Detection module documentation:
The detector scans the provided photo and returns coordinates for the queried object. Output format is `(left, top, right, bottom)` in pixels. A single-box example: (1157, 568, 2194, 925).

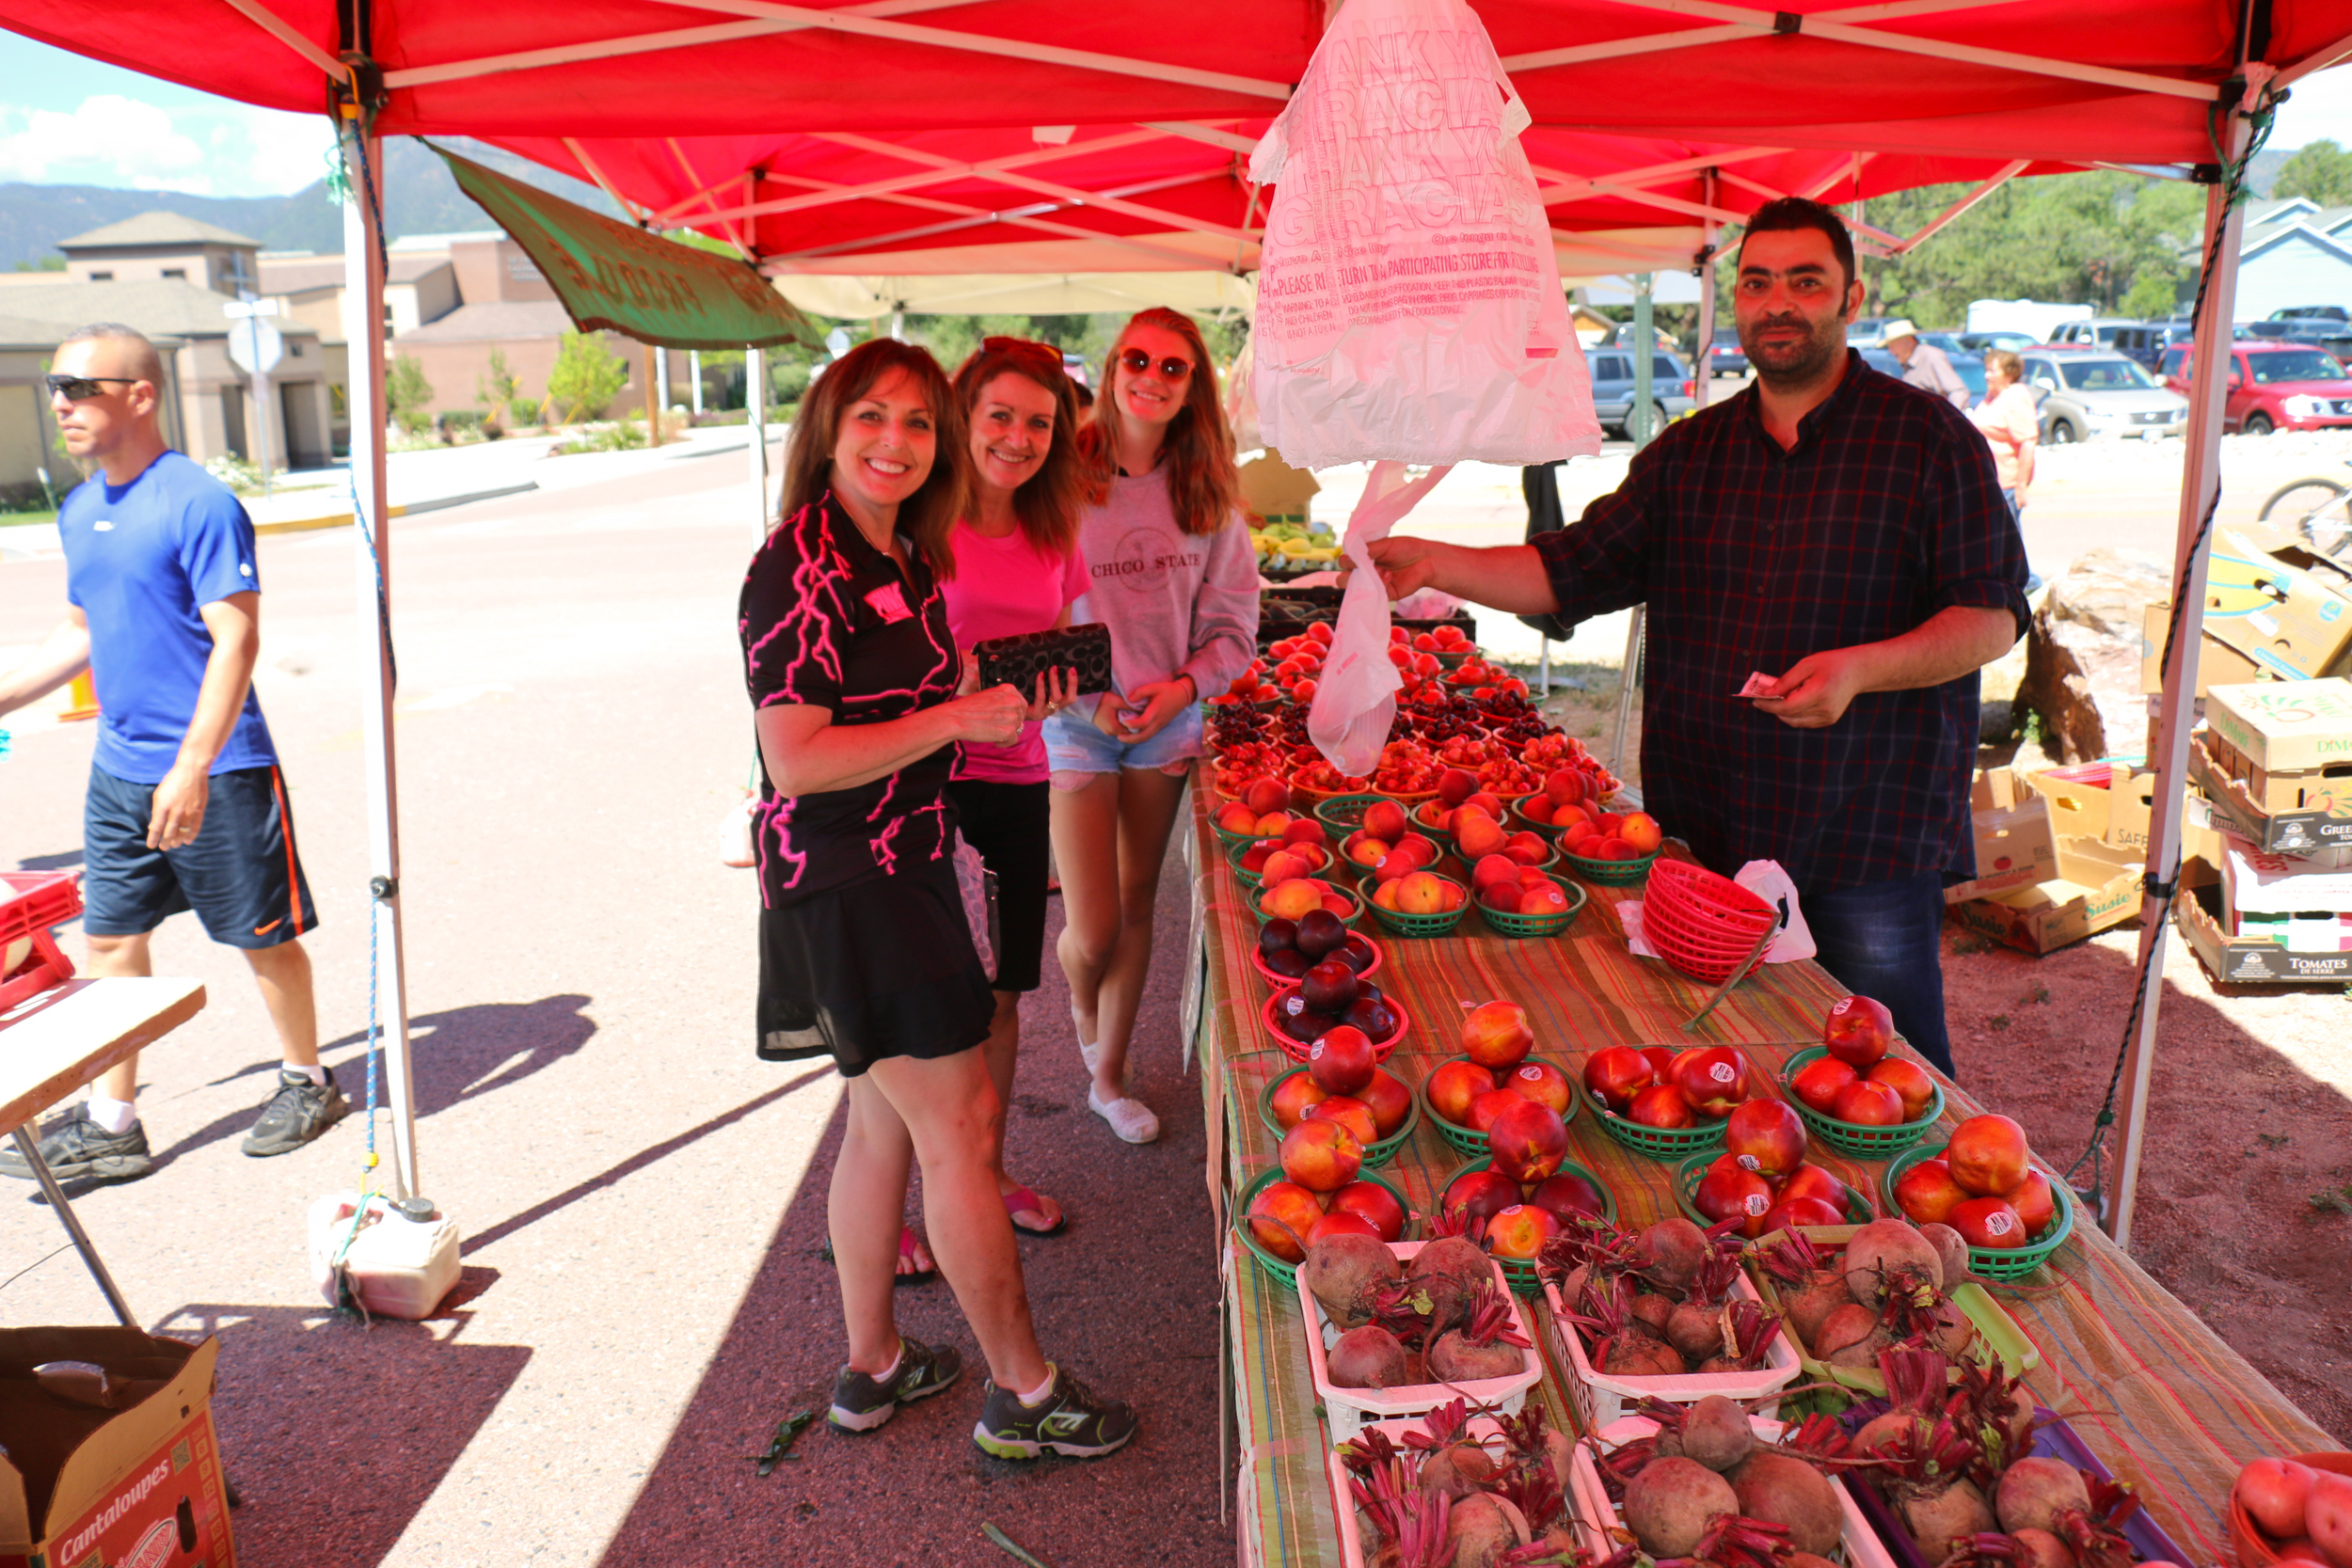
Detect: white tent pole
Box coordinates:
(2109, 103, 2253, 1249)
(339, 121, 421, 1202)
(1692, 169, 1718, 413)
(748, 346, 769, 537)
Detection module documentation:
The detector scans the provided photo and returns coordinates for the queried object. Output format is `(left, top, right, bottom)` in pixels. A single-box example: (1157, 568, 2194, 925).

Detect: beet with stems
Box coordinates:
(1426, 1280, 1532, 1384)
(1812, 1301, 1881, 1367)
(1574, 1276, 1685, 1377)
(1681, 1394, 1757, 1473)
(1844, 1218, 1945, 1307)
(1668, 1247, 1744, 1362)
(1302, 1231, 1402, 1331)
(1756, 1229, 1851, 1348)
(1919, 1221, 1975, 1289)
(1635, 1216, 1712, 1292)
(1446, 1492, 1531, 1568)
(1623, 1455, 1741, 1558)
(1327, 1324, 1411, 1389)
(1996, 1457, 2091, 1537)
(1730, 1449, 1846, 1556)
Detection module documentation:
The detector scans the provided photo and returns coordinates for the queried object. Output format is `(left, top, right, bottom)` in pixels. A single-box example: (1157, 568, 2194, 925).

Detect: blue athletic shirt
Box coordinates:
(62, 451, 278, 784)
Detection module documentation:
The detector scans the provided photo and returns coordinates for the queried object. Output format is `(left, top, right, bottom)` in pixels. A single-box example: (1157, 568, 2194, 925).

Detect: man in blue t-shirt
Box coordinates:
(0, 323, 346, 1182)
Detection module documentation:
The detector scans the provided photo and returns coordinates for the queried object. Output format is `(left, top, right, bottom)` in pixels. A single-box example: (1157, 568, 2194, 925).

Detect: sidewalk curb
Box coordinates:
(252, 481, 542, 535)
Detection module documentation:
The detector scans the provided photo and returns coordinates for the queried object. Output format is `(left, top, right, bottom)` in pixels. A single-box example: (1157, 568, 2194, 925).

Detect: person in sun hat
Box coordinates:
(1357, 201, 2028, 1078)
(741, 335, 1136, 1459)
(1883, 319, 1972, 408)
(0, 322, 345, 1181)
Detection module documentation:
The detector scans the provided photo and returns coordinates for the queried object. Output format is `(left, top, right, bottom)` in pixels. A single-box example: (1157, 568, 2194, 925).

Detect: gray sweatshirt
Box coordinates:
(1069, 466, 1261, 718)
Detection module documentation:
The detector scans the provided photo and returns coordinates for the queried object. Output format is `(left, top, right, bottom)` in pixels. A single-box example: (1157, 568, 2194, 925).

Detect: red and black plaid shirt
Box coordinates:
(1538, 352, 2029, 895)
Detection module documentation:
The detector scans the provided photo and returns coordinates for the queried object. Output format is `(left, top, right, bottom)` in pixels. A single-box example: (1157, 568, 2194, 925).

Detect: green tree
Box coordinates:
(546, 331, 629, 423)
(11, 256, 64, 273)
(386, 355, 435, 436)
(2275, 140, 2352, 206)
(476, 346, 519, 426)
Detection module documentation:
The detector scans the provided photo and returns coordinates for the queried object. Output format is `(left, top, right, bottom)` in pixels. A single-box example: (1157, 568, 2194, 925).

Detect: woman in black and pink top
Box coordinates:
(740, 339, 1136, 1459)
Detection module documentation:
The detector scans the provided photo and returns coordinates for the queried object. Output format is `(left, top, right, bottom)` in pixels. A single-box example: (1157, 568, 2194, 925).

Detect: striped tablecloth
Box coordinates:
(1185, 779, 2336, 1568)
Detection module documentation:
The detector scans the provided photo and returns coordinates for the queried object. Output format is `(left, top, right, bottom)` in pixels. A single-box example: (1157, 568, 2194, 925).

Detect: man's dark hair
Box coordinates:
(1738, 198, 1857, 292)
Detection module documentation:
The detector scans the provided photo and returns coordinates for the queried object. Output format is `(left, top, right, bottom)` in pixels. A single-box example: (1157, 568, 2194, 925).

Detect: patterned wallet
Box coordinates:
(974, 622, 1114, 696)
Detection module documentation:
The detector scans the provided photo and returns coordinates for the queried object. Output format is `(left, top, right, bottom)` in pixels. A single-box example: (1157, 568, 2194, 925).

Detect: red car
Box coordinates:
(2157, 341, 2352, 434)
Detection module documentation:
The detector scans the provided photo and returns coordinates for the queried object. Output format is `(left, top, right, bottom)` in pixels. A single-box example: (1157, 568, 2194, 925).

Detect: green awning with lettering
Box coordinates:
(437, 146, 815, 351)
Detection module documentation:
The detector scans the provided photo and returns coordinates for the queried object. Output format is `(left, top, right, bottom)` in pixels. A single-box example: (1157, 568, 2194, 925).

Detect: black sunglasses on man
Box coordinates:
(45, 374, 141, 402)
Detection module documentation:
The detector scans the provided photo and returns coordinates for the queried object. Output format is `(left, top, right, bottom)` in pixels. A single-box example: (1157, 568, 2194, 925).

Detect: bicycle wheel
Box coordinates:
(2259, 477, 2352, 562)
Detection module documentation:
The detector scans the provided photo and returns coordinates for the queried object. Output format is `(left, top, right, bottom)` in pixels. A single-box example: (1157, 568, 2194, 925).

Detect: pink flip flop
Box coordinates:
(895, 1227, 936, 1287)
(1003, 1186, 1067, 1237)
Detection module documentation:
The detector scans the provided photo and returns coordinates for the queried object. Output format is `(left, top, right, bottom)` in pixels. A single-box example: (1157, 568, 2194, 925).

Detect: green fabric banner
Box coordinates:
(437, 146, 814, 351)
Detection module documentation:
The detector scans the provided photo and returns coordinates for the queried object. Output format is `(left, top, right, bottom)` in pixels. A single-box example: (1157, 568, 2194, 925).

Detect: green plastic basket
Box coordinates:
(1312, 793, 1388, 834)
(1476, 872, 1588, 939)
(1437, 1153, 1617, 1295)
(1357, 873, 1472, 938)
(1881, 1143, 2074, 1282)
(1257, 1065, 1422, 1168)
(1561, 847, 1660, 886)
(1249, 880, 1366, 929)
(1415, 1053, 1580, 1158)
(1578, 1076, 1731, 1162)
(1509, 797, 1568, 839)
(1226, 836, 1347, 894)
(1778, 1046, 1946, 1159)
(1671, 1149, 1877, 1234)
(1232, 1164, 1420, 1288)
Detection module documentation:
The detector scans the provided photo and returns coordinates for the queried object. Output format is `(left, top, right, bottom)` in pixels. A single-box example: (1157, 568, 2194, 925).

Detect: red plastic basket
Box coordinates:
(1642, 861, 1780, 983)
(1261, 984, 1411, 1065)
(0, 871, 82, 1012)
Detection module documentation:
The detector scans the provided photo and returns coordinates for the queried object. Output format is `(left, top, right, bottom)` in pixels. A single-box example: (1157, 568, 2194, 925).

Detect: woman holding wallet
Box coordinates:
(742, 338, 1136, 1457)
(941, 338, 1089, 1237)
(1044, 309, 1259, 1144)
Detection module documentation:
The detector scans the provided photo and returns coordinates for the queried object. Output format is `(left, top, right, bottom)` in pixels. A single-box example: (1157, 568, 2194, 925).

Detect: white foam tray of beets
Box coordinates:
(1542, 1268, 1803, 1429)
(1298, 1240, 1541, 1443)
(1568, 1414, 1902, 1568)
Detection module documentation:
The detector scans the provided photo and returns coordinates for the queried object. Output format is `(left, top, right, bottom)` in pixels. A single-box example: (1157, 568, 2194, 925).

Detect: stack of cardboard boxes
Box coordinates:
(1947, 524, 2352, 962)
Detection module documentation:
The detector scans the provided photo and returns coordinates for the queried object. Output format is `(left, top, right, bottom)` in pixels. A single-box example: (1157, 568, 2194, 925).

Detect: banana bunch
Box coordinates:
(1250, 515, 1340, 573)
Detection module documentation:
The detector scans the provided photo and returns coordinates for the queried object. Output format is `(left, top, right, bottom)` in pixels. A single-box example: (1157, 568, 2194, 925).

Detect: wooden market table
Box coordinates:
(0, 976, 206, 1325)
(1178, 775, 2336, 1568)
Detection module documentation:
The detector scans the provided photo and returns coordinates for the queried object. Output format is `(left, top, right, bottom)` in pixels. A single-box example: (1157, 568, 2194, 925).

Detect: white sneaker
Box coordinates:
(1088, 1085, 1160, 1144)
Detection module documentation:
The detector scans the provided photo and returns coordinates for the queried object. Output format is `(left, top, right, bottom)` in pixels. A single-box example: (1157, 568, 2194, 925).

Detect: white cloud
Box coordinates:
(0, 92, 335, 198)
(2272, 65, 2352, 150)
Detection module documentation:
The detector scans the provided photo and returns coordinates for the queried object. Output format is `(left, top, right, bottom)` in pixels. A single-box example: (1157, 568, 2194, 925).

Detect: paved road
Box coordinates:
(0, 447, 1225, 1568)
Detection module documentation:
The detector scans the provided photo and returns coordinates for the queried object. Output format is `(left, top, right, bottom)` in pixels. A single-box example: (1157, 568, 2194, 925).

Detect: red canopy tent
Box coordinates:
(7, 0, 2350, 1240)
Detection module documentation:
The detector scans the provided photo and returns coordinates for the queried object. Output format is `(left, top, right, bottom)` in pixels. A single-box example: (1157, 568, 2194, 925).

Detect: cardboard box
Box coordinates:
(1946, 836, 2144, 954)
(2206, 677, 2352, 772)
(2176, 880, 2352, 982)
(2193, 730, 2352, 855)
(0, 1329, 234, 1568)
(2138, 601, 2269, 696)
(2022, 763, 2158, 854)
(2220, 830, 2352, 927)
(1944, 787, 2058, 904)
(2201, 530, 2352, 680)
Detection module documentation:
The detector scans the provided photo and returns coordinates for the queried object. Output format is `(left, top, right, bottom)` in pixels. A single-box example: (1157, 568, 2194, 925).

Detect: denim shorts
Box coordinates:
(1041, 702, 1204, 776)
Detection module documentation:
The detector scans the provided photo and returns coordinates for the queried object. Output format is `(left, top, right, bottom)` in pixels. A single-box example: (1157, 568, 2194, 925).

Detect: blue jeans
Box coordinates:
(1804, 870, 1954, 1077)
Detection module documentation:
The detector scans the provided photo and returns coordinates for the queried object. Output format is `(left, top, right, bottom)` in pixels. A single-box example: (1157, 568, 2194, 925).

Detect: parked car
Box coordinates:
(1584, 347, 1696, 437)
(2044, 317, 2146, 351)
(2105, 321, 2189, 371)
(2016, 350, 2187, 442)
(1845, 316, 1898, 348)
(1610, 323, 1678, 351)
(2156, 341, 2352, 434)
(1954, 330, 2036, 354)
(1701, 337, 1750, 377)
(2236, 317, 2352, 362)
(2270, 305, 2352, 325)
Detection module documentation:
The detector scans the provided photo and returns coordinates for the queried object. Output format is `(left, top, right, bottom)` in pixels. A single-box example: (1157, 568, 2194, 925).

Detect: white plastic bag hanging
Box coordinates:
(1248, 0, 1603, 468)
(1308, 461, 1452, 774)
(1225, 330, 1263, 453)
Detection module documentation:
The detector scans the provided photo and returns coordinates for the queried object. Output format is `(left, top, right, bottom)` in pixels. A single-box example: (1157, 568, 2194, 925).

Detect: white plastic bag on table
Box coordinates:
(1308, 461, 1453, 775)
(1248, 0, 1603, 468)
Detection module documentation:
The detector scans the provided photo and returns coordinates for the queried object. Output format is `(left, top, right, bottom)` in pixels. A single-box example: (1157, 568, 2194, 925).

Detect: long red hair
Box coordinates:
(1076, 308, 1240, 537)
(952, 337, 1086, 557)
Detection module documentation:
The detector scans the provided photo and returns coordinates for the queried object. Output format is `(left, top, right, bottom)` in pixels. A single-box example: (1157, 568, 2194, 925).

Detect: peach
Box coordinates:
(1279, 1117, 1362, 1194)
(1362, 799, 1409, 841)
(1463, 791, 1505, 818)
(1778, 1164, 1851, 1215)
(1891, 1157, 1968, 1225)
(1308, 1211, 1383, 1244)
(1946, 1114, 2030, 1196)
(1618, 811, 1662, 853)
(1544, 768, 1592, 806)
(1582, 1047, 1656, 1111)
(1246, 1180, 1325, 1262)
(1346, 834, 1392, 868)
(1724, 1098, 1808, 1178)
(1867, 1057, 1935, 1121)
(1216, 801, 1258, 833)
(1949, 1196, 2026, 1249)
(1501, 831, 1550, 865)
(1551, 804, 1591, 835)
(1597, 837, 1644, 862)
(1504, 1059, 1573, 1115)
(1259, 849, 1310, 887)
(2004, 1169, 2057, 1237)
(1270, 1071, 1332, 1128)
(1466, 1087, 1522, 1133)
(1306, 1095, 1378, 1147)
(1833, 1079, 1905, 1127)
(1320, 891, 1355, 918)
(1518, 882, 1569, 914)
(1480, 880, 1523, 913)
(1244, 776, 1291, 816)
(1427, 1058, 1498, 1125)
(1461, 1001, 1534, 1069)
(1438, 881, 1467, 911)
(1790, 1055, 1857, 1115)
(1822, 994, 1896, 1069)
(1259, 879, 1325, 922)
(1308, 1025, 1377, 1095)
(1438, 768, 1478, 805)
(1673, 1046, 1745, 1117)
(1454, 812, 1508, 860)
(1485, 1203, 1558, 1261)
(1281, 817, 1329, 847)
(1395, 872, 1450, 915)
(1240, 840, 1279, 873)
(1359, 1069, 1412, 1137)
(1518, 795, 1556, 824)
(1471, 853, 1520, 889)
(1252, 810, 1293, 836)
(1372, 880, 1404, 911)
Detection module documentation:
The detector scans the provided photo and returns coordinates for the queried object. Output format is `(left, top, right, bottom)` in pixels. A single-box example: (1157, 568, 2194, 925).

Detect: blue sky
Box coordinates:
(0, 30, 2347, 198)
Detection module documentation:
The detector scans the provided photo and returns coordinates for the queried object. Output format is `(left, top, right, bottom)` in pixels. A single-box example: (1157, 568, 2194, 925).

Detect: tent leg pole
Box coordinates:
(748, 346, 768, 535)
(690, 349, 704, 417)
(1692, 173, 1718, 414)
(2109, 119, 2250, 1248)
(341, 123, 421, 1202)
(1609, 607, 1644, 775)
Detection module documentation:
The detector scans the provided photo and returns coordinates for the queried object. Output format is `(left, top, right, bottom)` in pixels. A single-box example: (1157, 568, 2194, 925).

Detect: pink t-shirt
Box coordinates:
(942, 519, 1087, 784)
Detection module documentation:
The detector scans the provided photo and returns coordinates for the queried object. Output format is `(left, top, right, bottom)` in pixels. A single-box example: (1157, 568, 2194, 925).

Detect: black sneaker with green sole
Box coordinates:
(242, 1068, 349, 1158)
(828, 1336, 962, 1433)
(0, 1106, 153, 1184)
(972, 1364, 1137, 1460)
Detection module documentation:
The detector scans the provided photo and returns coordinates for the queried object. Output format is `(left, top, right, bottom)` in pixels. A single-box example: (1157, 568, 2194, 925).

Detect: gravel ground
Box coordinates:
(0, 449, 1225, 1568)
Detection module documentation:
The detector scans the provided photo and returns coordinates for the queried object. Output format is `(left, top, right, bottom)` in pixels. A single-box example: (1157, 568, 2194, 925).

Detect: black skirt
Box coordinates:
(756, 855, 993, 1077)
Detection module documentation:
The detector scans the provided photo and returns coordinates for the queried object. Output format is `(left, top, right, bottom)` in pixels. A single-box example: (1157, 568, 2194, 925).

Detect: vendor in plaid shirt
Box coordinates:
(1367, 199, 2028, 1076)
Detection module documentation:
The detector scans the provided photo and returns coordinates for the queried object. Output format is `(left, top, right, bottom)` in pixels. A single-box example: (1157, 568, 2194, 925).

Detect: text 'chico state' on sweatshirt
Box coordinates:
(1069, 466, 1260, 718)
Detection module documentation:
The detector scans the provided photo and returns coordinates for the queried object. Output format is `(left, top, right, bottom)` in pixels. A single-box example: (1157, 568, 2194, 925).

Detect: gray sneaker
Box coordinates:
(827, 1336, 962, 1433)
(0, 1106, 152, 1183)
(972, 1364, 1137, 1460)
(242, 1068, 348, 1157)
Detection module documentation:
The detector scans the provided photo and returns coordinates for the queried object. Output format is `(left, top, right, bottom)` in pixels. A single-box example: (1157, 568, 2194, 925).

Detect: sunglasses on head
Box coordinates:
(1118, 348, 1193, 382)
(45, 374, 139, 401)
(982, 336, 1060, 366)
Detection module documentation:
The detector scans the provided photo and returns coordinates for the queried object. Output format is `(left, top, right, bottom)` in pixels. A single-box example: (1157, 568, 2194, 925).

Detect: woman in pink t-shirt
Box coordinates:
(941, 338, 1089, 1237)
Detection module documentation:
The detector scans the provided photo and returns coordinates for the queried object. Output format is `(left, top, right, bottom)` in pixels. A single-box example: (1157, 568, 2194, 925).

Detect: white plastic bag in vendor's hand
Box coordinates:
(1310, 461, 1452, 775)
(1248, 0, 1602, 468)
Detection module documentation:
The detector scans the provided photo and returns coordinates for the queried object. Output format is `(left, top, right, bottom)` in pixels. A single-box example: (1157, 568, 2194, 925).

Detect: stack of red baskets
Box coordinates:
(1642, 859, 1780, 984)
(0, 870, 82, 1012)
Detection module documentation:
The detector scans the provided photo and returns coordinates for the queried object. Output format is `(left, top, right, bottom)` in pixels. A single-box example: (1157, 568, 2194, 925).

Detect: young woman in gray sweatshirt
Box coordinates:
(1042, 309, 1260, 1144)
